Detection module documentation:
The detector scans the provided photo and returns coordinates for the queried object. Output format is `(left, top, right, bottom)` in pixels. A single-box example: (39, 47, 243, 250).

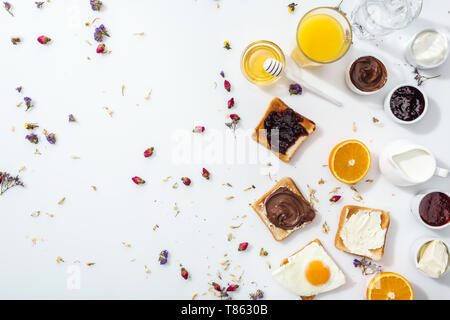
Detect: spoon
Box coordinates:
(263, 58, 343, 107)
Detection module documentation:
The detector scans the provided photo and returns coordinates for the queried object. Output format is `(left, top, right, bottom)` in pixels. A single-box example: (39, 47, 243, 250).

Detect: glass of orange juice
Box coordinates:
(292, 7, 352, 68)
(241, 40, 286, 86)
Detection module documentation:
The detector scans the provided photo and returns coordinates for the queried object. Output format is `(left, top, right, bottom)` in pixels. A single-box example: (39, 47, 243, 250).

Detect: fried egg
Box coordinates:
(272, 240, 345, 297)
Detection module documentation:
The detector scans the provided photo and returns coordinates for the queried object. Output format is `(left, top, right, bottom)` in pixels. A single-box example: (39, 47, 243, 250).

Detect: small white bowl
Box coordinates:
(410, 236, 449, 279)
(384, 84, 428, 124)
(406, 28, 450, 70)
(345, 56, 387, 95)
(410, 190, 450, 230)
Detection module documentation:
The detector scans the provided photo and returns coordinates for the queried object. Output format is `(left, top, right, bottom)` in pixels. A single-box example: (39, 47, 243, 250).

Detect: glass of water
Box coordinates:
(352, 0, 423, 39)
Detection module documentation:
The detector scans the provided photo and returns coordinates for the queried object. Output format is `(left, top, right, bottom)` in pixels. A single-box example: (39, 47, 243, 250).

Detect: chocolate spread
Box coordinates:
(349, 56, 387, 92)
(419, 192, 450, 227)
(263, 108, 308, 155)
(264, 187, 315, 230)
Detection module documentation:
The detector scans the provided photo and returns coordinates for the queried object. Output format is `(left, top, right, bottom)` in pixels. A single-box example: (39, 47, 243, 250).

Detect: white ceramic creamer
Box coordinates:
(379, 140, 449, 186)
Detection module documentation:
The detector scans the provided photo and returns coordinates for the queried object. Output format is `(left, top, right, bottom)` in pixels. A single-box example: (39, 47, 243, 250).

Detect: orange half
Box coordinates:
(329, 140, 371, 184)
(367, 272, 414, 300)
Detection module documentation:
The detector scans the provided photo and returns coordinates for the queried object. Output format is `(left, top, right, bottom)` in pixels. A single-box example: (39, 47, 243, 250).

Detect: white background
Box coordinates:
(0, 0, 449, 300)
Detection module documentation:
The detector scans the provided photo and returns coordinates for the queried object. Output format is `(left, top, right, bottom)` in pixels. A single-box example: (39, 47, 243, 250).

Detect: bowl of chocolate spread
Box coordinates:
(345, 56, 388, 95)
(384, 84, 428, 124)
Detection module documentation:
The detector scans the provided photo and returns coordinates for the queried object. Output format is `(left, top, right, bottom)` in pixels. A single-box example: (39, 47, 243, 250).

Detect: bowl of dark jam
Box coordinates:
(411, 190, 450, 230)
(384, 84, 428, 124)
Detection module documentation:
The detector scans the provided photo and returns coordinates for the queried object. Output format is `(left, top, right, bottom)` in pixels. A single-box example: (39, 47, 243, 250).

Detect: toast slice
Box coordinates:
(276, 239, 344, 300)
(251, 177, 315, 241)
(251, 97, 316, 162)
(335, 205, 390, 261)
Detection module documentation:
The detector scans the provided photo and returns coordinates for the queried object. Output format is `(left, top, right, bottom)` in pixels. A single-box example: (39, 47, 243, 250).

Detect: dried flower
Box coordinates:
(353, 258, 382, 276)
(224, 80, 231, 92)
(227, 97, 235, 109)
(192, 126, 205, 133)
(132, 176, 145, 185)
(11, 37, 21, 45)
(289, 83, 302, 95)
(181, 267, 189, 280)
(259, 248, 268, 256)
(3, 2, 13, 16)
(96, 44, 105, 53)
(68, 114, 76, 122)
(329, 195, 341, 203)
(181, 177, 191, 186)
(35, 1, 44, 8)
(226, 284, 239, 292)
(46, 133, 56, 144)
(0, 171, 24, 195)
(212, 282, 221, 292)
(25, 134, 39, 144)
(24, 97, 33, 111)
(225, 114, 240, 135)
(37, 35, 51, 45)
(288, 3, 298, 13)
(238, 242, 248, 251)
(94, 24, 110, 42)
(24, 123, 39, 130)
(220, 70, 225, 78)
(144, 147, 154, 158)
(250, 289, 264, 300)
(412, 66, 440, 86)
(90, 0, 102, 11)
(201, 168, 210, 180)
(223, 40, 231, 50)
(159, 250, 168, 265)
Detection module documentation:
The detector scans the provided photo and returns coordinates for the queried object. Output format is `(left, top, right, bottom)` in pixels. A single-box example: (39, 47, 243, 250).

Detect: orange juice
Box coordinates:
(292, 7, 352, 68)
(241, 41, 285, 85)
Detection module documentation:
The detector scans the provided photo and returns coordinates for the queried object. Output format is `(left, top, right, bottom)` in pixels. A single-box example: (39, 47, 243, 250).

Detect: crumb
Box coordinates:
(58, 197, 66, 205)
(322, 221, 330, 234)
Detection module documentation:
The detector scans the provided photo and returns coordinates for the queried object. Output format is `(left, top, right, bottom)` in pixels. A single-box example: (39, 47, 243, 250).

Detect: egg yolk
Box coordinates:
(305, 260, 330, 286)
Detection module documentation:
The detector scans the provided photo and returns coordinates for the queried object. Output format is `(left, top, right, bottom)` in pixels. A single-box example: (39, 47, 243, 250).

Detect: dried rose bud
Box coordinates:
(181, 267, 189, 280)
(192, 126, 205, 133)
(37, 35, 51, 45)
(212, 282, 221, 292)
(224, 80, 231, 92)
(227, 97, 235, 109)
(202, 168, 210, 180)
(181, 177, 191, 186)
(229, 114, 240, 121)
(96, 44, 105, 54)
(289, 83, 302, 95)
(144, 147, 154, 158)
(132, 176, 145, 185)
(158, 250, 168, 265)
(238, 242, 248, 251)
(226, 284, 239, 292)
(329, 195, 341, 203)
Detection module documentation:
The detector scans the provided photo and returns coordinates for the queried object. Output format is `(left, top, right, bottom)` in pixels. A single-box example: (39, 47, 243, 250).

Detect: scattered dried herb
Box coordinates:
(3, 2, 13, 16)
(259, 248, 268, 256)
(68, 114, 76, 122)
(25, 134, 39, 144)
(90, 0, 102, 11)
(289, 83, 302, 95)
(24, 97, 33, 111)
(0, 171, 24, 195)
(35, 1, 44, 8)
(94, 24, 109, 42)
(159, 250, 168, 265)
(46, 132, 56, 144)
(250, 289, 264, 300)
(353, 258, 382, 275)
(412, 66, 440, 86)
(11, 37, 21, 45)
(220, 70, 225, 78)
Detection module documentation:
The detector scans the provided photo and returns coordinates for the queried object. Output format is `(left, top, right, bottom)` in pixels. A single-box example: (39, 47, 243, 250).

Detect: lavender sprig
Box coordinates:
(94, 24, 109, 42)
(250, 289, 264, 300)
(353, 258, 382, 275)
(90, 0, 102, 11)
(3, 2, 13, 16)
(0, 171, 24, 195)
(412, 66, 440, 86)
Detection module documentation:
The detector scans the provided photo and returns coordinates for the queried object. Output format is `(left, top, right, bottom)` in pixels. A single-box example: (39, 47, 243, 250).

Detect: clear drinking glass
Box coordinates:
(352, 0, 423, 39)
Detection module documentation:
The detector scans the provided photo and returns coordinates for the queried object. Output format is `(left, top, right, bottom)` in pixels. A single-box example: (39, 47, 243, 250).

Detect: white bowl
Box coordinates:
(344, 56, 387, 95)
(384, 84, 428, 124)
(410, 236, 449, 279)
(410, 190, 450, 230)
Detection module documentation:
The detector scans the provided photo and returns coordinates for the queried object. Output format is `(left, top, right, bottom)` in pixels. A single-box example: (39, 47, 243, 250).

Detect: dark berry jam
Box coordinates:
(419, 192, 450, 227)
(390, 86, 425, 121)
(263, 108, 308, 155)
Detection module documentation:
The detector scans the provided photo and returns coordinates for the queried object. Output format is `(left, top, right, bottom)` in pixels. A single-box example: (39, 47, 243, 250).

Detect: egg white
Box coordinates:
(272, 242, 345, 296)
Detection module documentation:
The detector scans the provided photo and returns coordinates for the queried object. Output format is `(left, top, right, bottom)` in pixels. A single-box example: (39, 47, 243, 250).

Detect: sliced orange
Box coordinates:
(367, 272, 414, 300)
(329, 140, 371, 184)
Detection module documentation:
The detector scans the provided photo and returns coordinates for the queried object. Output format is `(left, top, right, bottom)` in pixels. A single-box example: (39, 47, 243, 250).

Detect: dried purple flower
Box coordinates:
(159, 250, 168, 265)
(68, 114, 76, 122)
(3, 2, 13, 16)
(35, 1, 44, 8)
(24, 97, 33, 111)
(412, 66, 440, 86)
(353, 258, 382, 275)
(16, 86, 22, 93)
(25, 134, 39, 144)
(250, 289, 264, 300)
(289, 83, 302, 95)
(225, 114, 240, 135)
(94, 24, 110, 42)
(220, 70, 225, 78)
(0, 171, 24, 195)
(90, 0, 102, 11)
(46, 133, 56, 144)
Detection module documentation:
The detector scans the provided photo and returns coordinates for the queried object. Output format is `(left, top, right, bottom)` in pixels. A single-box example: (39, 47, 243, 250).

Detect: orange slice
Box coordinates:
(329, 140, 371, 184)
(367, 272, 414, 300)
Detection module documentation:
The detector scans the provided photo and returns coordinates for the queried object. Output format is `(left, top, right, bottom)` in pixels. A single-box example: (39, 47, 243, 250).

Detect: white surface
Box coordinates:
(0, 0, 449, 300)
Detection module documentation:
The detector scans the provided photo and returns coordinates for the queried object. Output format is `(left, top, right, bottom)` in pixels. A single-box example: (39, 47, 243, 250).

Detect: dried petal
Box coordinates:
(329, 195, 341, 203)
(181, 177, 191, 186)
(192, 126, 205, 133)
(212, 282, 221, 291)
(159, 250, 168, 265)
(227, 97, 235, 109)
(37, 35, 51, 45)
(226, 284, 239, 292)
(202, 168, 210, 180)
(96, 44, 105, 53)
(238, 242, 248, 251)
(132, 176, 145, 185)
(144, 147, 154, 158)
(181, 267, 189, 280)
(224, 80, 231, 92)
